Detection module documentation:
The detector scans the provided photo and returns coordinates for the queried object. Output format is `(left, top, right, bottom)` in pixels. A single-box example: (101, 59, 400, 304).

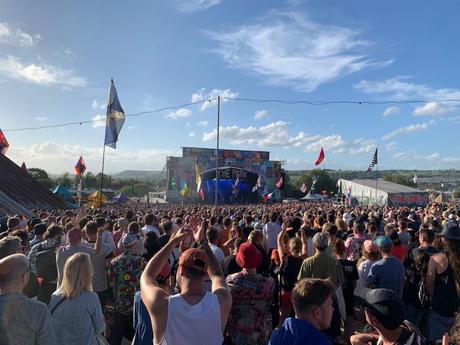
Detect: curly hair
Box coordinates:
(446, 239, 460, 298)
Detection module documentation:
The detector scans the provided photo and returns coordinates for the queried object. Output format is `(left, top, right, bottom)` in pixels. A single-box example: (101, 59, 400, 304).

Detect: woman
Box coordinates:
(426, 225, 460, 343)
(387, 229, 407, 262)
(356, 240, 380, 288)
(49, 252, 106, 345)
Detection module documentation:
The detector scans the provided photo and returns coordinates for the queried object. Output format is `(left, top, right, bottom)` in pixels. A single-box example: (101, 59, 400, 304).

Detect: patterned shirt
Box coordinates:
(108, 251, 145, 315)
(226, 271, 274, 345)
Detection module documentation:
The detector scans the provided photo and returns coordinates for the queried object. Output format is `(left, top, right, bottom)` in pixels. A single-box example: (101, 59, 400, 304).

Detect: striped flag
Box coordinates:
(300, 183, 307, 194)
(0, 129, 9, 154)
(74, 156, 86, 177)
(104, 79, 125, 149)
(367, 148, 378, 172)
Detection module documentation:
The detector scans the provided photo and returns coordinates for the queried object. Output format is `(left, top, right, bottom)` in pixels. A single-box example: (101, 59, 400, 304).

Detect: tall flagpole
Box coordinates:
(99, 144, 106, 206)
(214, 96, 220, 206)
(375, 147, 378, 206)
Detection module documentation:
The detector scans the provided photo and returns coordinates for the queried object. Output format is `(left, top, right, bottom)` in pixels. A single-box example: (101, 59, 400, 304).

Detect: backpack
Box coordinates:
(413, 249, 432, 308)
(35, 244, 59, 283)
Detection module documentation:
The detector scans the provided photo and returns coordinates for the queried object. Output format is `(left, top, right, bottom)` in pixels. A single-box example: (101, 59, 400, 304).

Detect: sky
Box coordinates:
(1, 0, 460, 174)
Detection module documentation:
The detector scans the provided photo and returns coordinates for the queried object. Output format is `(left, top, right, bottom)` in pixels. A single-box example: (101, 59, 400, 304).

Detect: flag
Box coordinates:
(232, 175, 240, 196)
(310, 174, 318, 192)
(21, 162, 27, 171)
(413, 174, 418, 185)
(74, 156, 86, 177)
(275, 176, 283, 189)
(180, 182, 189, 197)
(170, 176, 177, 190)
(195, 163, 202, 193)
(263, 192, 273, 203)
(347, 186, 352, 205)
(0, 130, 9, 154)
(300, 183, 307, 194)
(104, 79, 125, 149)
(252, 175, 262, 192)
(315, 147, 325, 166)
(367, 148, 378, 172)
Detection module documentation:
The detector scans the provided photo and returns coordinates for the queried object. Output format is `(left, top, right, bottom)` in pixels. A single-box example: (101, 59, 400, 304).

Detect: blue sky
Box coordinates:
(1, 0, 460, 174)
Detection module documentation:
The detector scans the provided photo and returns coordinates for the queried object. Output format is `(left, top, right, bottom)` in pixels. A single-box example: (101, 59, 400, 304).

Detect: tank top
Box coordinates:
(156, 292, 223, 345)
(431, 262, 458, 317)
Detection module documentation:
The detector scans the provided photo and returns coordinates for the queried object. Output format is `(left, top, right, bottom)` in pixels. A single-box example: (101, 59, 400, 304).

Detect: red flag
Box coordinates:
(74, 156, 86, 177)
(21, 162, 27, 171)
(275, 177, 283, 189)
(314, 147, 325, 166)
(0, 130, 9, 154)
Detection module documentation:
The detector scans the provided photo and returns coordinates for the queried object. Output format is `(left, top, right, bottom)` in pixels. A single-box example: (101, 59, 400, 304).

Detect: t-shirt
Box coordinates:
(298, 251, 344, 289)
(56, 244, 95, 285)
(84, 241, 113, 292)
(280, 255, 303, 291)
(222, 254, 242, 277)
(367, 256, 405, 297)
(209, 243, 225, 265)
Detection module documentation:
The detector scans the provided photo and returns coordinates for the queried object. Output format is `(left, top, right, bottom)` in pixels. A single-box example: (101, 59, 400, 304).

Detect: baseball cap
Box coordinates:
(312, 232, 329, 250)
(120, 233, 139, 249)
(179, 248, 209, 272)
(354, 287, 405, 330)
(236, 242, 262, 269)
(374, 236, 392, 251)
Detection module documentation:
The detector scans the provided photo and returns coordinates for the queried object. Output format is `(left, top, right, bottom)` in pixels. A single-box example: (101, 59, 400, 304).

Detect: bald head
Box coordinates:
(0, 254, 29, 289)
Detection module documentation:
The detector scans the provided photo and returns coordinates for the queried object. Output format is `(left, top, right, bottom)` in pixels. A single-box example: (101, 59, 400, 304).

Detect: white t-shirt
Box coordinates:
(209, 243, 225, 264)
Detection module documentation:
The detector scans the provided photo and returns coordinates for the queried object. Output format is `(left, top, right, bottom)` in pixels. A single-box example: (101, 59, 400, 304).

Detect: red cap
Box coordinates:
(236, 242, 262, 269)
(179, 248, 209, 273)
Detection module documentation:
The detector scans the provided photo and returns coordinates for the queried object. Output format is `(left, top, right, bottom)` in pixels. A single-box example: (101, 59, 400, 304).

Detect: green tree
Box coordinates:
(383, 174, 414, 187)
(287, 169, 337, 198)
(27, 168, 55, 188)
(119, 183, 152, 197)
(83, 172, 98, 189)
(57, 172, 73, 188)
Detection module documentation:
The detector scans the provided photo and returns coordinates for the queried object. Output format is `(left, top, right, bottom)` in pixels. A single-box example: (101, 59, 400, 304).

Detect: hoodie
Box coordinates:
(269, 318, 332, 345)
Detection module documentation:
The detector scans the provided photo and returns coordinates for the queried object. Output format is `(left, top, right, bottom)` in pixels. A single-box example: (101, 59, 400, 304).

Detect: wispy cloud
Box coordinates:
(35, 116, 48, 121)
(393, 151, 460, 164)
(91, 114, 105, 128)
(382, 106, 399, 117)
(0, 22, 41, 47)
(191, 88, 238, 111)
(0, 55, 87, 87)
(207, 11, 391, 92)
(189, 132, 196, 137)
(173, 0, 224, 13)
(198, 120, 209, 127)
(254, 110, 268, 120)
(165, 108, 192, 120)
(382, 120, 435, 140)
(92, 100, 106, 110)
(413, 102, 454, 117)
(385, 141, 397, 151)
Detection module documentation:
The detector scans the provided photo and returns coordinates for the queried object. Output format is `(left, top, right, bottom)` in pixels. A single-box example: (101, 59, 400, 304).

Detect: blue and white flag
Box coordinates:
(104, 79, 125, 149)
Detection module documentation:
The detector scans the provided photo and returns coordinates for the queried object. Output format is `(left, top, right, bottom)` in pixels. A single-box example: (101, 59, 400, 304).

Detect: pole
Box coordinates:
(99, 144, 106, 207)
(214, 96, 220, 206)
(375, 156, 378, 206)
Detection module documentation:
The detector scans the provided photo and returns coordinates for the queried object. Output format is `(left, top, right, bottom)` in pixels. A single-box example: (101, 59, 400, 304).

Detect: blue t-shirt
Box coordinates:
(133, 292, 153, 345)
(269, 318, 332, 345)
(366, 256, 405, 297)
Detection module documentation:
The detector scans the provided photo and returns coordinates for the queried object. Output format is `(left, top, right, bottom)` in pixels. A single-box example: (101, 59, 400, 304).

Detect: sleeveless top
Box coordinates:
(431, 262, 458, 317)
(156, 292, 223, 345)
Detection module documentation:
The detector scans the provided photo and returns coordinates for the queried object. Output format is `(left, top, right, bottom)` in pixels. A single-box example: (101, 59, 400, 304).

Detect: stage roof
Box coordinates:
(341, 178, 425, 194)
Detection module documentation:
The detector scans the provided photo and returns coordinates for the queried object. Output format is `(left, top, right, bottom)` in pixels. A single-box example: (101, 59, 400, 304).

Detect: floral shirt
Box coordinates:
(108, 251, 145, 315)
(226, 271, 274, 345)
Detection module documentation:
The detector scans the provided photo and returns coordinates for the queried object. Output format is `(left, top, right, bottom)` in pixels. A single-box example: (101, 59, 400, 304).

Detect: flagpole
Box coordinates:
(375, 147, 378, 206)
(99, 144, 106, 206)
(214, 96, 220, 206)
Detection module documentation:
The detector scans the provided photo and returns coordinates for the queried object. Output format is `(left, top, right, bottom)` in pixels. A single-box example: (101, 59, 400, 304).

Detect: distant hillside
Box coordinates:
(111, 170, 162, 180)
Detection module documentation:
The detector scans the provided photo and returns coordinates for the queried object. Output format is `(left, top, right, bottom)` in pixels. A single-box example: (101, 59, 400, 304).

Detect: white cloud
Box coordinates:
(382, 106, 399, 117)
(393, 151, 460, 164)
(174, 0, 224, 12)
(382, 120, 435, 140)
(91, 114, 105, 128)
(191, 88, 238, 111)
(207, 12, 391, 92)
(8, 142, 179, 174)
(198, 120, 209, 127)
(0, 22, 41, 47)
(35, 116, 48, 121)
(165, 108, 192, 120)
(202, 121, 375, 154)
(189, 132, 196, 137)
(254, 110, 268, 120)
(127, 126, 134, 130)
(0, 55, 87, 87)
(413, 102, 454, 117)
(92, 100, 106, 110)
(385, 141, 397, 151)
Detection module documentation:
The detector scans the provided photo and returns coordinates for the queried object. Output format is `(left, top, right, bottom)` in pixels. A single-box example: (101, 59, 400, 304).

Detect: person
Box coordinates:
(426, 225, 460, 342)
(56, 227, 95, 285)
(49, 253, 106, 345)
(357, 240, 380, 288)
(226, 241, 274, 344)
(345, 222, 368, 261)
(108, 233, 145, 345)
(0, 253, 57, 345)
(352, 287, 425, 345)
(207, 227, 225, 265)
(242, 215, 255, 239)
(218, 217, 232, 256)
(269, 278, 336, 345)
(222, 238, 244, 276)
(140, 223, 232, 345)
(388, 229, 407, 262)
(367, 236, 405, 298)
(263, 212, 281, 254)
(142, 214, 161, 237)
(398, 220, 411, 248)
(30, 222, 47, 247)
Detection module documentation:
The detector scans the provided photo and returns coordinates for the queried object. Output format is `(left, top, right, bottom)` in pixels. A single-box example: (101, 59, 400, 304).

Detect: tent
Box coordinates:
(300, 193, 324, 201)
(53, 185, 73, 201)
(85, 191, 107, 208)
(113, 193, 129, 203)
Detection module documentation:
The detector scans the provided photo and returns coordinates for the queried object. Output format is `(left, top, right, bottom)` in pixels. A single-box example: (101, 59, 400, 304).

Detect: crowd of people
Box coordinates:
(0, 201, 459, 345)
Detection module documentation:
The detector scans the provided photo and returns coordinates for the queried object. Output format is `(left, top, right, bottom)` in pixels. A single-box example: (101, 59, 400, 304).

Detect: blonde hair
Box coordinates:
(59, 252, 93, 299)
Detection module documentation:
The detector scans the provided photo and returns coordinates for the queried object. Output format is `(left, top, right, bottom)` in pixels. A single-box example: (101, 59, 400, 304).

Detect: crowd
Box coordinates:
(0, 201, 459, 345)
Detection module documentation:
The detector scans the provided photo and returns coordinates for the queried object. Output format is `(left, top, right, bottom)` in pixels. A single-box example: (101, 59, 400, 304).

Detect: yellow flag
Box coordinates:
(180, 183, 189, 197)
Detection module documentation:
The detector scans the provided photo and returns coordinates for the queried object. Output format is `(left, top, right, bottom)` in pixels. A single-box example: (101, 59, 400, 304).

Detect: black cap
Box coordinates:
(33, 223, 47, 236)
(441, 225, 460, 241)
(354, 287, 405, 330)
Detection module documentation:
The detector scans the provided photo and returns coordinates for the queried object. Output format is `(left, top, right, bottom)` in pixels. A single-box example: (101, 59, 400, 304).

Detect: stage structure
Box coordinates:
(166, 147, 283, 203)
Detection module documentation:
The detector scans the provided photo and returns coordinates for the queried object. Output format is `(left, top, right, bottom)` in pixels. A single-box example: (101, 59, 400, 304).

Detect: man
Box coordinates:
(0, 254, 57, 345)
(109, 233, 145, 344)
(269, 278, 336, 345)
(140, 224, 232, 345)
(367, 236, 405, 298)
(398, 220, 411, 247)
(351, 287, 425, 345)
(56, 227, 95, 285)
(345, 222, 368, 261)
(222, 238, 244, 276)
(217, 217, 232, 256)
(207, 228, 225, 265)
(263, 212, 281, 253)
(29, 223, 46, 248)
(142, 213, 160, 237)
